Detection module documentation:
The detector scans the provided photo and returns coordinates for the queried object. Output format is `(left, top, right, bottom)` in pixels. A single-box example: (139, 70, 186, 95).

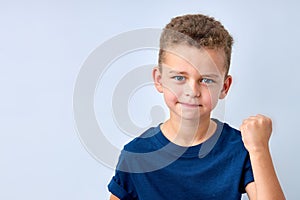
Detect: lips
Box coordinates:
(179, 102, 201, 108)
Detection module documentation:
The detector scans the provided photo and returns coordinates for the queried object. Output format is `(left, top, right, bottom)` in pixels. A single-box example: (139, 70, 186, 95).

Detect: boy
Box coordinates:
(108, 14, 285, 199)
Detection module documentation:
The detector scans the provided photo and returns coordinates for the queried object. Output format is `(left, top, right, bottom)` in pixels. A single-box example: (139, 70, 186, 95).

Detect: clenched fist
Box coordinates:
(240, 114, 272, 153)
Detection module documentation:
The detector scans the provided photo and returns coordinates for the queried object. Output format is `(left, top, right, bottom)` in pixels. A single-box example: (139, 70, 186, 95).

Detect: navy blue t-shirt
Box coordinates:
(108, 119, 254, 200)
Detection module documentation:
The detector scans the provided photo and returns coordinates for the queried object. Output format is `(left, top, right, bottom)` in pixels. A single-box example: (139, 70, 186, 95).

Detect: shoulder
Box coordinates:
(220, 120, 242, 140)
(116, 125, 165, 173)
(214, 119, 245, 150)
(123, 124, 163, 153)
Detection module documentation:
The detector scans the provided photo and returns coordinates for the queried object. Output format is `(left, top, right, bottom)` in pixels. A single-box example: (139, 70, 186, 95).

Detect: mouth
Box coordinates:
(179, 102, 201, 108)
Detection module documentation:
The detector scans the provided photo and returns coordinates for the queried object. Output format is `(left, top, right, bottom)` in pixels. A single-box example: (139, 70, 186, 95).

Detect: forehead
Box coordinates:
(162, 45, 226, 76)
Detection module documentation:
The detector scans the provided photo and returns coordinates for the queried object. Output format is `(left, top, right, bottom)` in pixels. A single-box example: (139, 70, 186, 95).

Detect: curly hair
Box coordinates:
(159, 14, 233, 75)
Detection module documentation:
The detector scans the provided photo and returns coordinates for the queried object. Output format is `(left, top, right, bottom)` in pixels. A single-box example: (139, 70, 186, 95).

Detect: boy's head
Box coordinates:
(158, 14, 233, 76)
(153, 14, 233, 120)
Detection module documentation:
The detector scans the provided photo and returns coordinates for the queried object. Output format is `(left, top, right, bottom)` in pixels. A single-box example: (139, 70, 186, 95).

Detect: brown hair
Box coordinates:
(159, 14, 233, 75)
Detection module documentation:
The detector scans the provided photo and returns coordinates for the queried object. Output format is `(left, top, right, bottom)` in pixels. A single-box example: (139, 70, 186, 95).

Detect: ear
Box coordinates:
(219, 75, 232, 99)
(152, 67, 163, 93)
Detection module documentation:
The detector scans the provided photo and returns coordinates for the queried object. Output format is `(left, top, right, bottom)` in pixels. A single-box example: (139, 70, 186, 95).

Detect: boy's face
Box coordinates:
(153, 45, 232, 121)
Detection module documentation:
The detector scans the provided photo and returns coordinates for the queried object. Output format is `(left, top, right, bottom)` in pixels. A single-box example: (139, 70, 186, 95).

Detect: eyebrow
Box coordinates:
(168, 70, 220, 78)
(168, 70, 188, 75)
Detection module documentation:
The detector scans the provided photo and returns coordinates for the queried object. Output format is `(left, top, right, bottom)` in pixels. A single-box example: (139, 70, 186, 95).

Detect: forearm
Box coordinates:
(249, 147, 285, 200)
(110, 194, 120, 200)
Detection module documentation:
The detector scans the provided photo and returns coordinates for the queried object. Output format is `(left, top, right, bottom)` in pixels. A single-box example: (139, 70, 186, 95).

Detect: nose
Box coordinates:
(185, 80, 200, 97)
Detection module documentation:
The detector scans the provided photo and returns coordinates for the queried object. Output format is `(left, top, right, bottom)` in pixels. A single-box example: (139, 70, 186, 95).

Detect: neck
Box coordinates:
(161, 115, 217, 147)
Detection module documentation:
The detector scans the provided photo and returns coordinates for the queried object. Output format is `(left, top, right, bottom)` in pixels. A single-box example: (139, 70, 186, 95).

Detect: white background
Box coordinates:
(1, 0, 299, 199)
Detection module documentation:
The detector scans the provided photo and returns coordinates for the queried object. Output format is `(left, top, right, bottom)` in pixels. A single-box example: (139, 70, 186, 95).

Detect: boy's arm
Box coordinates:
(109, 194, 120, 200)
(240, 114, 285, 200)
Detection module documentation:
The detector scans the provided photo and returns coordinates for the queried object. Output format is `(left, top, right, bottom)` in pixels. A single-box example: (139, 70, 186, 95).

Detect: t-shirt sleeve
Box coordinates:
(108, 151, 137, 200)
(108, 172, 135, 200)
(239, 153, 254, 193)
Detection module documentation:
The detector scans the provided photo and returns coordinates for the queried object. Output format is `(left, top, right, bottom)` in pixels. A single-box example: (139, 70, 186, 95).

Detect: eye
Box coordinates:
(201, 78, 214, 84)
(173, 76, 186, 81)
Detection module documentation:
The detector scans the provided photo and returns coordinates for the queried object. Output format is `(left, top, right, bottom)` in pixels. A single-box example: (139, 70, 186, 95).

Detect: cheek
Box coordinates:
(163, 86, 182, 103)
(162, 80, 184, 99)
(202, 87, 220, 108)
